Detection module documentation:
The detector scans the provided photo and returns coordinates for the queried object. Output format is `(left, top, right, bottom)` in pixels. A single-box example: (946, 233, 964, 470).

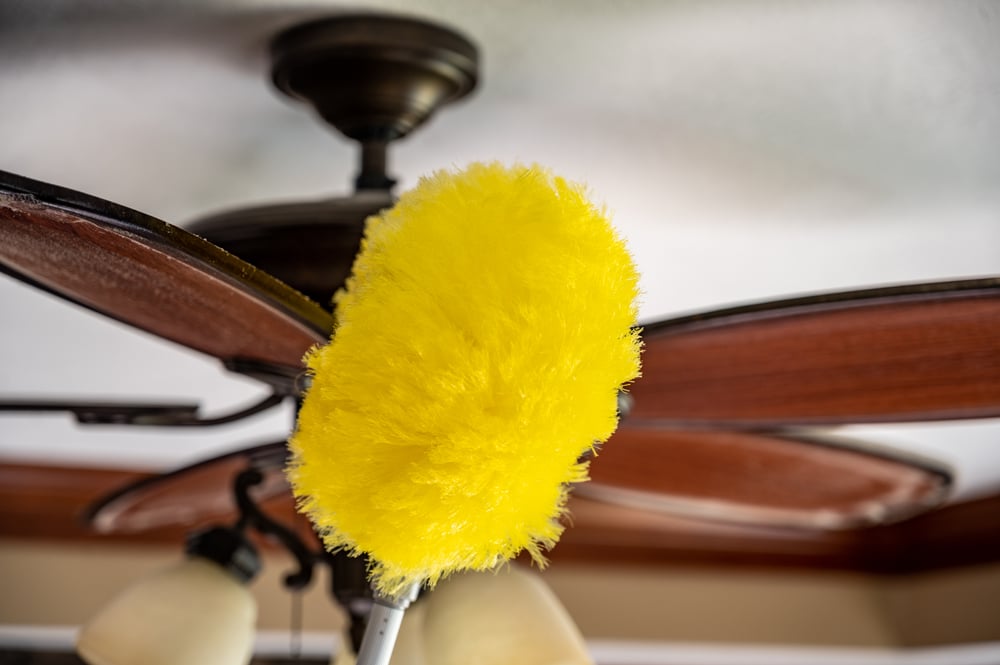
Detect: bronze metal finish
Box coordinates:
(270, 13, 479, 146)
(188, 193, 392, 307)
(190, 14, 479, 303)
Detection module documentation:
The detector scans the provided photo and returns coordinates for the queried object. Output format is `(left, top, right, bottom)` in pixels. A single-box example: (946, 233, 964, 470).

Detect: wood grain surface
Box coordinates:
(585, 427, 948, 529)
(0, 171, 331, 371)
(1, 460, 995, 574)
(633, 279, 1000, 426)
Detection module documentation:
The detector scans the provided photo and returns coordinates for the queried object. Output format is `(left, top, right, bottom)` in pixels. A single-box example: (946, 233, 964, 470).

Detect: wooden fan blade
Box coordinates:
(0, 170, 332, 374)
(632, 278, 1000, 426)
(581, 426, 950, 530)
(84, 442, 289, 534)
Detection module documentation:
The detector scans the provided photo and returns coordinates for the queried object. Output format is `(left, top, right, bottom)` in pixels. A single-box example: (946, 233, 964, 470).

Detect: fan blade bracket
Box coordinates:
(223, 358, 306, 396)
(0, 393, 285, 427)
(0, 401, 199, 425)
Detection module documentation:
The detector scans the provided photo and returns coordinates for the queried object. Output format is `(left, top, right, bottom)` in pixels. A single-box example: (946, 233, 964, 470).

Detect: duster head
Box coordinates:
(289, 163, 641, 597)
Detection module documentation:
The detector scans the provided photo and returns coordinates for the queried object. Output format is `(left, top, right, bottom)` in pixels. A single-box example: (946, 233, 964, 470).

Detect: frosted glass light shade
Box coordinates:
(422, 565, 592, 665)
(387, 601, 427, 665)
(76, 557, 257, 665)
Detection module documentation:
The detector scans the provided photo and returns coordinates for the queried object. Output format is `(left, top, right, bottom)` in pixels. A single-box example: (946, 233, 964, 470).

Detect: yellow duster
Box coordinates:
(289, 162, 641, 597)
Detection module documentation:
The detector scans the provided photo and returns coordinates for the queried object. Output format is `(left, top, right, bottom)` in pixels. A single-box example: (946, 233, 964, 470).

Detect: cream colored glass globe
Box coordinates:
(421, 565, 591, 665)
(386, 600, 426, 665)
(76, 557, 257, 665)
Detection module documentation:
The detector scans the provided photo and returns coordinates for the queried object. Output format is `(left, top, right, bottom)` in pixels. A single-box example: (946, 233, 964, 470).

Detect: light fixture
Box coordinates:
(76, 467, 322, 665)
(76, 527, 260, 665)
(384, 602, 427, 665)
(78, 464, 594, 665)
(419, 565, 591, 665)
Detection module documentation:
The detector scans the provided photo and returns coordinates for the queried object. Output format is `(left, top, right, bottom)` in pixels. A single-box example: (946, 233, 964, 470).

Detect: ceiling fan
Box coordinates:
(1, 11, 998, 560)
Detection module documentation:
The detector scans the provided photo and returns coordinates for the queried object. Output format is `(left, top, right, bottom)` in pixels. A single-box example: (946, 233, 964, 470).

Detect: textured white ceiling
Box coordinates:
(1, 1, 999, 501)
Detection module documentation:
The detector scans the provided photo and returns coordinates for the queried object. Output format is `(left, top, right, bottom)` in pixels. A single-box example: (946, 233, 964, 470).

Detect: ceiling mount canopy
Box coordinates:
(270, 13, 479, 148)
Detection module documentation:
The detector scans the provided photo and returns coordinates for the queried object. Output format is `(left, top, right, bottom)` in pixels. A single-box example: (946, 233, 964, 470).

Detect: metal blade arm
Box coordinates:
(0, 393, 284, 426)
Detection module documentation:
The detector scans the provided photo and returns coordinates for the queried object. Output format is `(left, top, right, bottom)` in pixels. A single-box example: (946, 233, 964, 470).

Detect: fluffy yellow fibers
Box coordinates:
(289, 162, 641, 598)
